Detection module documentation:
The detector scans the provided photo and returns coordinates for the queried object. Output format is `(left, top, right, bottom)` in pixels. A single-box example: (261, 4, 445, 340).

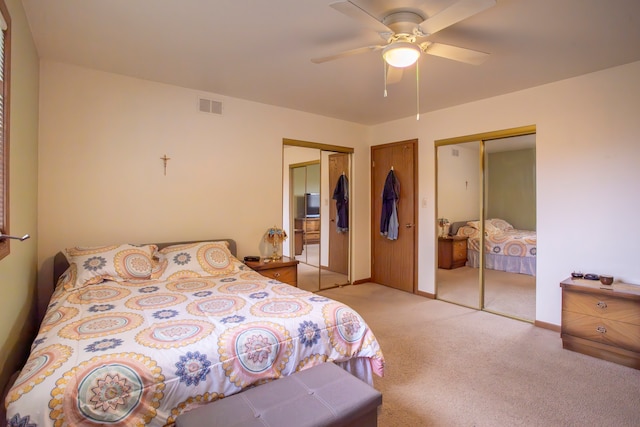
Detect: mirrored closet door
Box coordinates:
(436, 141, 482, 309)
(435, 127, 537, 322)
(291, 160, 321, 291)
(282, 140, 352, 292)
(483, 135, 537, 320)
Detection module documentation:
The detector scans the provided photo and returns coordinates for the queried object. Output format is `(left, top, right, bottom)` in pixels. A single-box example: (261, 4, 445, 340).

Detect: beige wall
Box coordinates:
(37, 61, 371, 296)
(437, 143, 480, 225)
(0, 0, 39, 397)
(370, 60, 640, 325)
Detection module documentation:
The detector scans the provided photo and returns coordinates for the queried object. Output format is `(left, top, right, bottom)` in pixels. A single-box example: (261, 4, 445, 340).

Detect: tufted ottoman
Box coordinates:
(175, 362, 382, 427)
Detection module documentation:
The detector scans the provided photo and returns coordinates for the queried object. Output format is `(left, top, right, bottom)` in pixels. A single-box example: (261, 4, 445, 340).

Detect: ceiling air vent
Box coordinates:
(198, 97, 223, 115)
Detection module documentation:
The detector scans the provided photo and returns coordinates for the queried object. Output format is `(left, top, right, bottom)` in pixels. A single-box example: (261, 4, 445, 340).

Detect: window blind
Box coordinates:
(0, 13, 5, 234)
(0, 3, 8, 254)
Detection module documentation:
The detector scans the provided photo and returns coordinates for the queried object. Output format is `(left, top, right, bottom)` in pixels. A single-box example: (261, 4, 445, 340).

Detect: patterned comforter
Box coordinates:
(5, 262, 384, 426)
(457, 225, 537, 258)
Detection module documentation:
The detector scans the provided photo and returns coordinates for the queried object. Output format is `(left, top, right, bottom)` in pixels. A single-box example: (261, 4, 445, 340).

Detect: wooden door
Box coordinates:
(371, 140, 417, 293)
(328, 153, 349, 275)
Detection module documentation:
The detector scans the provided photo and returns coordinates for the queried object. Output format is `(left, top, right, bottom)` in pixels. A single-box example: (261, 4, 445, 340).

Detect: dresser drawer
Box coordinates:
(563, 291, 640, 325)
(452, 240, 467, 262)
(562, 310, 640, 353)
(259, 266, 297, 286)
(438, 237, 467, 269)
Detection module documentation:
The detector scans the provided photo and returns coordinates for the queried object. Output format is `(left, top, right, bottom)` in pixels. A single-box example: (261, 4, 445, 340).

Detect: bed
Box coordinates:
(4, 239, 384, 426)
(451, 219, 536, 276)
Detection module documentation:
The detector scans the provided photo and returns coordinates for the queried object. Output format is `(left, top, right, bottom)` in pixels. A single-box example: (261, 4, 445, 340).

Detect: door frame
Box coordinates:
(370, 139, 419, 293)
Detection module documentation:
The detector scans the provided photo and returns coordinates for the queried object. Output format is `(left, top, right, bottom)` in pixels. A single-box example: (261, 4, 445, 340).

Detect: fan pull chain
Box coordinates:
(383, 61, 388, 97)
(416, 61, 420, 120)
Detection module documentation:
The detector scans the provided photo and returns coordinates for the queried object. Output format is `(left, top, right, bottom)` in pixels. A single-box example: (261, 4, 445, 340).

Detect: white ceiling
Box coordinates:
(20, 0, 640, 125)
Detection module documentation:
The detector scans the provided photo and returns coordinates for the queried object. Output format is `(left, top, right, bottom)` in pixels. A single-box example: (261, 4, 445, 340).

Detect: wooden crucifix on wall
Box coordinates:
(161, 154, 171, 176)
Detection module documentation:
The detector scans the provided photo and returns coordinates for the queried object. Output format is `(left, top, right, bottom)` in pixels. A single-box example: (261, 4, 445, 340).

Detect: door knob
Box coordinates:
(405, 223, 414, 228)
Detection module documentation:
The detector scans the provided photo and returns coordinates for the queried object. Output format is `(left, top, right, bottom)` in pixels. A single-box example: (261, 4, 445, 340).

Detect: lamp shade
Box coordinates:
(265, 226, 287, 244)
(383, 42, 421, 68)
(265, 226, 287, 260)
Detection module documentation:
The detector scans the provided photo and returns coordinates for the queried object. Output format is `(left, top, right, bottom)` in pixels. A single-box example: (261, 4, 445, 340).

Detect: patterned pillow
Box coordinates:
(488, 218, 514, 231)
(466, 220, 500, 234)
(457, 225, 480, 238)
(466, 220, 480, 229)
(152, 241, 237, 280)
(63, 244, 157, 289)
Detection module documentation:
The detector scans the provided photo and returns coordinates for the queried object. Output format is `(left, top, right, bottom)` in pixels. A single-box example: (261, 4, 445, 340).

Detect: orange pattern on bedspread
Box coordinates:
(5, 260, 384, 427)
(457, 225, 536, 258)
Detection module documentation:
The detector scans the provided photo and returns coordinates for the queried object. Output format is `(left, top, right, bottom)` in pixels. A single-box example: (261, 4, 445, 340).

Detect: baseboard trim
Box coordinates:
(344, 282, 560, 332)
(416, 290, 435, 299)
(535, 320, 561, 333)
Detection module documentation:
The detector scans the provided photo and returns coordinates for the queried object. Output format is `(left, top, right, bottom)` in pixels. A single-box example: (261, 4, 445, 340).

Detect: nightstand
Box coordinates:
(244, 256, 299, 287)
(438, 236, 468, 269)
(560, 278, 640, 369)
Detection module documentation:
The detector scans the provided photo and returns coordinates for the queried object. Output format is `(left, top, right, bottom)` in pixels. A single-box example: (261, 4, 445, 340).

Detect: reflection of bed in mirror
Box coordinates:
(450, 218, 536, 276)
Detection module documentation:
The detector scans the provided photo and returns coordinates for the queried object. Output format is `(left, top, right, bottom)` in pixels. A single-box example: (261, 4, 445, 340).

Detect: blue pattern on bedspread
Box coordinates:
(5, 262, 384, 426)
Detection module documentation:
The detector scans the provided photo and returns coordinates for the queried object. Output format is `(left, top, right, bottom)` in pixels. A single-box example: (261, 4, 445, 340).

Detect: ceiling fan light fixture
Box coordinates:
(383, 42, 421, 68)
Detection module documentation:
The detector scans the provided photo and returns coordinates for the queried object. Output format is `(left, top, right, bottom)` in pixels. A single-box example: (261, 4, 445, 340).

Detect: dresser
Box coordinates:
(245, 256, 299, 287)
(438, 236, 468, 269)
(560, 278, 640, 369)
(295, 217, 320, 244)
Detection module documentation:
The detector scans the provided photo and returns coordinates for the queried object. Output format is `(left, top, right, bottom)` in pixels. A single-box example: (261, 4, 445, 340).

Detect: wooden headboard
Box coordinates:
(47, 239, 237, 318)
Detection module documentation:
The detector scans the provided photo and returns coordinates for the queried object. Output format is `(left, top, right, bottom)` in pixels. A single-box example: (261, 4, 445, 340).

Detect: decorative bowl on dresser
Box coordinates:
(560, 277, 640, 369)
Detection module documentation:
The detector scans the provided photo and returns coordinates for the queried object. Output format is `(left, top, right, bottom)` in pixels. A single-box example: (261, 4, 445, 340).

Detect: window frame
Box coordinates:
(0, 0, 11, 260)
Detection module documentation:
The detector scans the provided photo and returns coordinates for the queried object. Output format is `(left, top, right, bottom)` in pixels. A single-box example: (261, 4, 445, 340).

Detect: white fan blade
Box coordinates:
(419, 0, 496, 36)
(330, 1, 392, 34)
(423, 42, 489, 65)
(386, 66, 404, 85)
(311, 45, 383, 64)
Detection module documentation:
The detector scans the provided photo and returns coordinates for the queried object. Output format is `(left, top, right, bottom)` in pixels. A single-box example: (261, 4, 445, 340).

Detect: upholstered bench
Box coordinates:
(175, 362, 382, 427)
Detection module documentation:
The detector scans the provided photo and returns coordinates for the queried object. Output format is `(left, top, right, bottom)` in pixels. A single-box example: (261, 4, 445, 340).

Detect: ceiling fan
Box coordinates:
(312, 0, 496, 84)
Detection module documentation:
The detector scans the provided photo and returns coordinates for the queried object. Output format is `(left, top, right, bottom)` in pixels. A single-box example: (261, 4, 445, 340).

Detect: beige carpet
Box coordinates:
(296, 243, 349, 292)
(295, 242, 320, 267)
(297, 262, 348, 292)
(437, 267, 536, 321)
(319, 283, 640, 427)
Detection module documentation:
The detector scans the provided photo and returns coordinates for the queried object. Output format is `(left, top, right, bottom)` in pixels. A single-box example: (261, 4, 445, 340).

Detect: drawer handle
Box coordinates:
(274, 272, 281, 278)
(596, 325, 607, 334)
(596, 301, 607, 309)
